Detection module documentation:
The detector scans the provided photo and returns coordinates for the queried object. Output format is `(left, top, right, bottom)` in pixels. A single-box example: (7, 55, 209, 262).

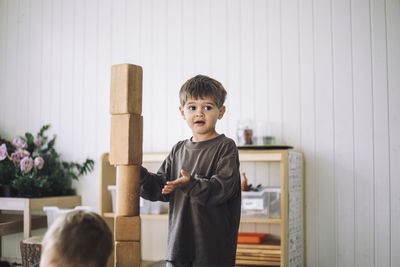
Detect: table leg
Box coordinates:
(24, 200, 31, 239)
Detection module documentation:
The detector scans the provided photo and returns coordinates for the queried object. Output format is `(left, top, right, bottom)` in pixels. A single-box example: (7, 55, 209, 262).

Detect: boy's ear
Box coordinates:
(218, 105, 226, 119)
(179, 106, 185, 119)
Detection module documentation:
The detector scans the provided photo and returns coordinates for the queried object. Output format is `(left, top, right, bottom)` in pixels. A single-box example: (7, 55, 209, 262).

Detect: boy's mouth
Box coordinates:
(194, 120, 205, 126)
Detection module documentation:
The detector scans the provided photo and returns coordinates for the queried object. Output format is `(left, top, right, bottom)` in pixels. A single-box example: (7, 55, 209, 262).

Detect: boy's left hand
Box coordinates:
(162, 170, 190, 194)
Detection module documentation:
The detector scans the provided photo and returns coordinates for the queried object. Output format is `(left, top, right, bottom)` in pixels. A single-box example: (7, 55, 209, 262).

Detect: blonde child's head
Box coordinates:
(40, 210, 113, 267)
(179, 75, 227, 108)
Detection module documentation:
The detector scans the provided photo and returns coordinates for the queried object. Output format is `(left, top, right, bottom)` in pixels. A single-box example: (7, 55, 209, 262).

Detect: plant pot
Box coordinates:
(0, 184, 18, 197)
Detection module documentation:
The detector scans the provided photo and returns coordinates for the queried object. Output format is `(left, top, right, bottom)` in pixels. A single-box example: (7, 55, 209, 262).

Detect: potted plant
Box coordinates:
(0, 125, 94, 198)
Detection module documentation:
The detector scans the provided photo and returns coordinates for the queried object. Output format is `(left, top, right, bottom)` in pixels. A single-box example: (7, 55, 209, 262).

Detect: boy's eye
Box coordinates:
(188, 106, 196, 111)
(204, 106, 212, 111)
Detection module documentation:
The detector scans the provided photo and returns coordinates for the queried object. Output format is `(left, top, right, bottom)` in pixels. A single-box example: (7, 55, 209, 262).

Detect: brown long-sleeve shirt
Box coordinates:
(140, 134, 241, 266)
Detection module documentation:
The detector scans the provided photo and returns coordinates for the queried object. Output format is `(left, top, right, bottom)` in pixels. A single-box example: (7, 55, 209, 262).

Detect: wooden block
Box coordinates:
(110, 64, 142, 115)
(114, 216, 141, 241)
(110, 114, 143, 165)
(116, 165, 141, 216)
(115, 241, 141, 267)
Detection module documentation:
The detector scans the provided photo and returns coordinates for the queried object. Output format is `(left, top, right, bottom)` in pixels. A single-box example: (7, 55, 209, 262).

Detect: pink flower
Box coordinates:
(0, 144, 8, 161)
(34, 137, 42, 147)
(11, 149, 30, 165)
(34, 157, 44, 169)
(20, 157, 34, 173)
(12, 137, 27, 149)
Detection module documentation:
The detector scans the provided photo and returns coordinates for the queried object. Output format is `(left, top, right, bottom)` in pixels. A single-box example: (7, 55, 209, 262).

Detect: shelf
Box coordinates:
(236, 238, 281, 266)
(142, 152, 168, 162)
(104, 212, 280, 224)
(103, 212, 168, 220)
(238, 150, 283, 162)
(140, 151, 285, 163)
(0, 214, 47, 236)
(236, 259, 280, 266)
(240, 218, 281, 224)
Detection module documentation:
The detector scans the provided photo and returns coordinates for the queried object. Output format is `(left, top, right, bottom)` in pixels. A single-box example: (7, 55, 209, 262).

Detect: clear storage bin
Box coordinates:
(43, 206, 95, 227)
(241, 187, 281, 218)
(107, 185, 168, 214)
(266, 187, 281, 218)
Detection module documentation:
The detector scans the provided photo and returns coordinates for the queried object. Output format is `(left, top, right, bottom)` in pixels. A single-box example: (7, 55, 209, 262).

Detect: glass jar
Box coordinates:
(237, 120, 253, 145)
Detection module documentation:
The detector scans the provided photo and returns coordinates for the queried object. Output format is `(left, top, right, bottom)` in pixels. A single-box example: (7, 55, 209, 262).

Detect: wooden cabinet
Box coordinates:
(99, 150, 304, 267)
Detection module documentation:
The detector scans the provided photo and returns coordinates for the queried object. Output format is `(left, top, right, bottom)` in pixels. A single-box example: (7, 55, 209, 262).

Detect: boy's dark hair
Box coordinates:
(41, 210, 113, 267)
(179, 75, 227, 108)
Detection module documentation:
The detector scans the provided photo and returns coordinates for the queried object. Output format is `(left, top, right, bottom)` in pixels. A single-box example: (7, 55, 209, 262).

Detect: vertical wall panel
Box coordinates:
(19, 0, 31, 135)
(351, 0, 375, 266)
(72, 0, 85, 159)
(41, 0, 53, 127)
(386, 0, 400, 265)
(28, 0, 43, 132)
(0, 0, 6, 131)
(194, 0, 211, 75)
(82, 0, 99, 158)
(77, 0, 100, 204)
(181, 0, 196, 79)
(281, 0, 301, 148)
(253, 0, 268, 143)
(49, 0, 62, 137)
(140, 0, 153, 151)
(58, 0, 74, 160)
(332, 0, 355, 266)
(211, 0, 229, 136)
(267, 0, 283, 144)
(298, 0, 317, 265)
(111, 0, 126, 64)
(226, 0, 241, 141)
(126, 0, 141, 63)
(314, 0, 336, 265)
(240, 0, 255, 121)
(5, 0, 18, 135)
(253, 0, 271, 189)
(370, 0, 391, 266)
(96, 0, 112, 157)
(166, 0, 183, 148)
(152, 0, 168, 151)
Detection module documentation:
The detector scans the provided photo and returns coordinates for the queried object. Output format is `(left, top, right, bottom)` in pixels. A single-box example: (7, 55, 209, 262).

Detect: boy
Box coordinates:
(141, 75, 241, 267)
(34, 210, 113, 267)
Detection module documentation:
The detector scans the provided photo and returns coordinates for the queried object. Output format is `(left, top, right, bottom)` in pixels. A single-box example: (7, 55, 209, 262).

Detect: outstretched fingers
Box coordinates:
(161, 170, 190, 195)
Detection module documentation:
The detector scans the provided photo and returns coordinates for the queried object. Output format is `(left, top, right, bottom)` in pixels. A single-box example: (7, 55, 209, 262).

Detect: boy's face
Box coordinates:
(179, 97, 225, 142)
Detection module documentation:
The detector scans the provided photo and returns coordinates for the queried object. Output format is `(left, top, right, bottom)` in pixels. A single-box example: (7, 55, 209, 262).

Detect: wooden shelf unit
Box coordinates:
(236, 149, 304, 267)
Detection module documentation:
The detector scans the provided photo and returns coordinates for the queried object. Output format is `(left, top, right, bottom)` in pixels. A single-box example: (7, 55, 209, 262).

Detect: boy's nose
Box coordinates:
(195, 109, 204, 116)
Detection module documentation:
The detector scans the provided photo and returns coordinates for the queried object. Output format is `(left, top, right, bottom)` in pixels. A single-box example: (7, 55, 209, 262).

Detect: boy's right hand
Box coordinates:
(162, 170, 190, 194)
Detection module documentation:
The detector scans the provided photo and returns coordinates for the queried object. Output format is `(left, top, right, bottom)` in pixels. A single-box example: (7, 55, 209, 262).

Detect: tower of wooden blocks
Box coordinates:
(110, 64, 143, 267)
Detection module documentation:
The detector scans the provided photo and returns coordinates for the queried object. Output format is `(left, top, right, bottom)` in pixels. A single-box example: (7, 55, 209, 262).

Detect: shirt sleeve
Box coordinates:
(140, 153, 171, 202)
(180, 141, 241, 206)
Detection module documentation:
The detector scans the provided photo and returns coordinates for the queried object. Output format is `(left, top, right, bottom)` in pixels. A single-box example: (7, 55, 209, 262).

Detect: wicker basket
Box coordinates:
(20, 236, 43, 267)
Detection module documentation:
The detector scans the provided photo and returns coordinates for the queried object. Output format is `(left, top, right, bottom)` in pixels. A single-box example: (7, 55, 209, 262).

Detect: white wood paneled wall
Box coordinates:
(0, 0, 399, 266)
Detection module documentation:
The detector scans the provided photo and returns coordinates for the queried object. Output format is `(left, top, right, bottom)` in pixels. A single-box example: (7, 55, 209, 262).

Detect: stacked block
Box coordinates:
(110, 64, 143, 267)
(110, 115, 143, 165)
(110, 64, 142, 115)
